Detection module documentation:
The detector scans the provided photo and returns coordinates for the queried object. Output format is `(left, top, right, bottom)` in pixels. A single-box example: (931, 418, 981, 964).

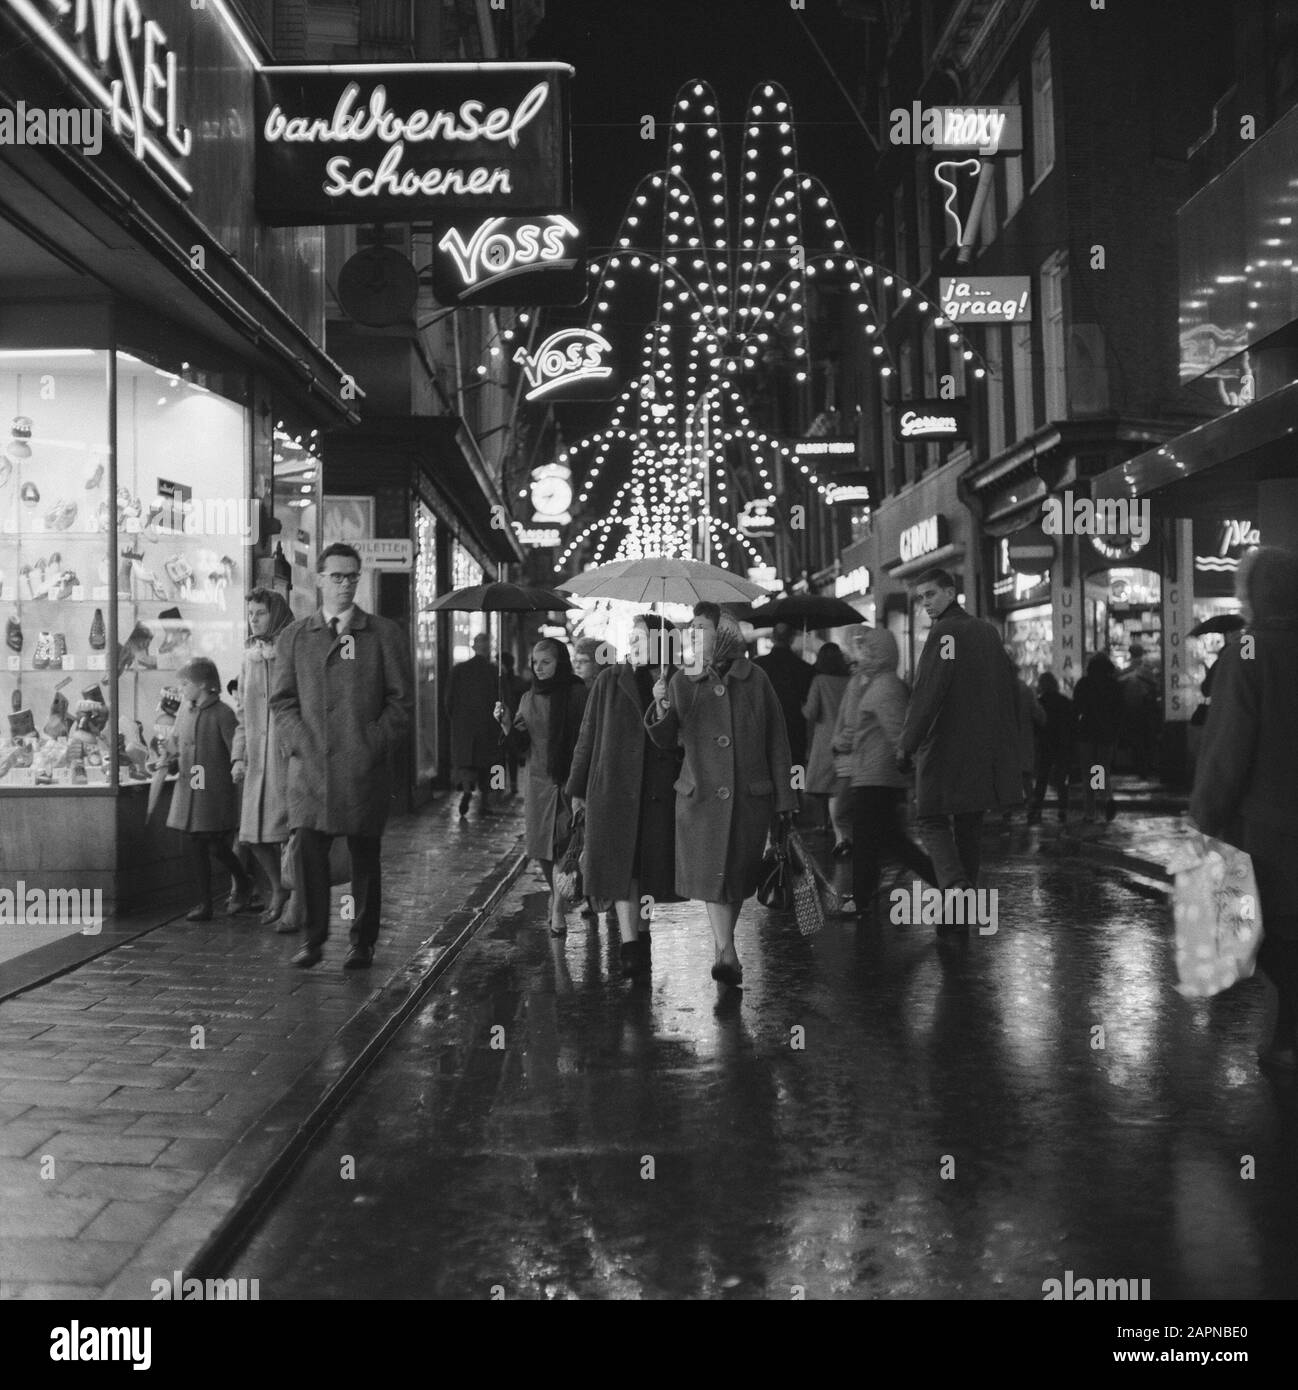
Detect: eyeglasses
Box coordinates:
(323, 572, 360, 585)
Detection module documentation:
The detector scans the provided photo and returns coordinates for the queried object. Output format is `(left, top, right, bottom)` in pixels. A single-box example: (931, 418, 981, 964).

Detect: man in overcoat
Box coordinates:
(896, 568, 1022, 900)
(446, 631, 502, 816)
(270, 543, 412, 969)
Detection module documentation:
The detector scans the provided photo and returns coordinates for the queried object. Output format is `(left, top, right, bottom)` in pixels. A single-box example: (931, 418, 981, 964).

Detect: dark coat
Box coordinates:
(802, 672, 849, 793)
(646, 656, 796, 902)
(166, 696, 240, 834)
(508, 682, 588, 861)
(1073, 671, 1124, 743)
(1190, 625, 1298, 934)
(1035, 690, 1077, 767)
(446, 654, 502, 771)
(269, 607, 412, 837)
(755, 645, 814, 768)
(231, 642, 290, 844)
(565, 664, 683, 903)
(898, 604, 1023, 816)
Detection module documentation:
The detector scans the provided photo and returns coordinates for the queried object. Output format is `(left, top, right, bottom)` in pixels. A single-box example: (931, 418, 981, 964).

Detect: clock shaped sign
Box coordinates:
(531, 464, 573, 524)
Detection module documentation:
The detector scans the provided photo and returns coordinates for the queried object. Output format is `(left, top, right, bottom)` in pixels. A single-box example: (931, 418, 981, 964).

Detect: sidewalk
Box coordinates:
(0, 794, 526, 1300)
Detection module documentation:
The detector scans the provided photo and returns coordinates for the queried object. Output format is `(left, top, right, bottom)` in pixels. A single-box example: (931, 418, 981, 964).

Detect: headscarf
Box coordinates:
(814, 642, 849, 677)
(530, 638, 583, 783)
(855, 628, 900, 677)
(689, 612, 747, 683)
(245, 588, 293, 657)
(1237, 546, 1298, 630)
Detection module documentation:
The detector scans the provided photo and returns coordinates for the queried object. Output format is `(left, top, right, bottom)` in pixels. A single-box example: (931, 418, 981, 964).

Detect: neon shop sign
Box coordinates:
(12, 0, 194, 193)
(514, 329, 613, 400)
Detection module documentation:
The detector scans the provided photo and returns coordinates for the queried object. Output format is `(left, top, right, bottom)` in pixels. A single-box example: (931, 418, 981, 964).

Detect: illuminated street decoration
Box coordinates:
(543, 80, 989, 575)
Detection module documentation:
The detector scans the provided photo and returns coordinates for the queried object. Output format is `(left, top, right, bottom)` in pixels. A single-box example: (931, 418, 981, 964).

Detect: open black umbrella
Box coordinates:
(1188, 613, 1246, 639)
(424, 582, 578, 697)
(749, 594, 867, 629)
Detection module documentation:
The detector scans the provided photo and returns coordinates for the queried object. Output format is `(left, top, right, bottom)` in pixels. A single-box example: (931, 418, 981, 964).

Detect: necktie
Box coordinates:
(329, 617, 339, 639)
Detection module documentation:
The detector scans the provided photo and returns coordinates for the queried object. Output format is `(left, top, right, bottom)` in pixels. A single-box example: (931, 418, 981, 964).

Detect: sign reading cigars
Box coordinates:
(255, 63, 572, 225)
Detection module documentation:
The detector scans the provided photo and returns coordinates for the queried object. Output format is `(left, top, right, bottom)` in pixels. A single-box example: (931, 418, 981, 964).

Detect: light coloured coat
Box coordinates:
(231, 641, 290, 844)
(269, 607, 412, 837)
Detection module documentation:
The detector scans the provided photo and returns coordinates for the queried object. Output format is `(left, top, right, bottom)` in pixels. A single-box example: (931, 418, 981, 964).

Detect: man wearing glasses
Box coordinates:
(270, 543, 412, 969)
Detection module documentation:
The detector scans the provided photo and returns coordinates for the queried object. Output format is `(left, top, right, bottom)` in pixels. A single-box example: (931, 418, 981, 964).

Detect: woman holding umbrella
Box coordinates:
(495, 638, 589, 938)
(567, 614, 683, 978)
(647, 602, 795, 986)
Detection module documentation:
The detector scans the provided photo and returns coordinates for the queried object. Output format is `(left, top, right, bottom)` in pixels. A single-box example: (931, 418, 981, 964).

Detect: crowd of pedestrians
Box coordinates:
(152, 538, 1298, 1079)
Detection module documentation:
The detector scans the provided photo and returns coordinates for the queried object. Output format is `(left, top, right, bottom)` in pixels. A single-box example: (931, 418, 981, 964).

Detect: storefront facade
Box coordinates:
(0, 1, 351, 908)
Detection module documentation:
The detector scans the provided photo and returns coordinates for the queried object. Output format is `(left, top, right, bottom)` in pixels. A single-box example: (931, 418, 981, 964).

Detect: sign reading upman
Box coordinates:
(255, 63, 572, 225)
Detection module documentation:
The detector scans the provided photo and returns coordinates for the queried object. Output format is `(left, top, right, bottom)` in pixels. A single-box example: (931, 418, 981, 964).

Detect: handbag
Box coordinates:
(553, 807, 586, 904)
(1171, 834, 1264, 998)
(757, 825, 795, 910)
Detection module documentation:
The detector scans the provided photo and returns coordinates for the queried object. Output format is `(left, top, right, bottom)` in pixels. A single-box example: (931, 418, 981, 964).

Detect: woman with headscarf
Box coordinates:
(832, 626, 936, 917)
(567, 614, 683, 978)
(495, 638, 589, 938)
(647, 602, 795, 986)
(802, 641, 853, 855)
(231, 586, 294, 925)
(1191, 546, 1298, 1074)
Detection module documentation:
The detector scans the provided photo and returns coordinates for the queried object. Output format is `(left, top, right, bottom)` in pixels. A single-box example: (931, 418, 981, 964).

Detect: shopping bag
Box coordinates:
(1171, 835, 1264, 998)
(785, 829, 824, 938)
(554, 808, 586, 904)
(280, 830, 350, 890)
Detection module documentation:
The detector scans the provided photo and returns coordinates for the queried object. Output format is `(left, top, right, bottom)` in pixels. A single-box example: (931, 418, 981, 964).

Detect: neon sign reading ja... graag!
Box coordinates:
(8, 0, 193, 192)
(514, 329, 613, 400)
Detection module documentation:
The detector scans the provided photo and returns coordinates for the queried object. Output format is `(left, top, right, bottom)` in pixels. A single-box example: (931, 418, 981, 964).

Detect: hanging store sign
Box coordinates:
(514, 329, 616, 401)
(835, 566, 870, 598)
(431, 214, 587, 306)
(899, 513, 949, 564)
(939, 276, 1031, 324)
(1005, 524, 1054, 575)
(893, 399, 969, 442)
(1195, 517, 1260, 574)
(529, 463, 572, 523)
(789, 438, 858, 473)
(4, 0, 196, 194)
(513, 525, 562, 547)
(827, 471, 874, 506)
(254, 63, 572, 225)
(888, 104, 1023, 155)
(738, 498, 776, 538)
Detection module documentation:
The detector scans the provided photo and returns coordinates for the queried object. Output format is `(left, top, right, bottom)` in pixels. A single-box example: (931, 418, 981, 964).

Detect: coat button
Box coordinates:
(716, 734, 731, 747)
(713, 684, 726, 696)
(716, 786, 731, 799)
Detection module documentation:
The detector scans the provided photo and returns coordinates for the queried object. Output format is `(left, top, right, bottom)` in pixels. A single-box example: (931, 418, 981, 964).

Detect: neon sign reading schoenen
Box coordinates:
(514, 329, 613, 400)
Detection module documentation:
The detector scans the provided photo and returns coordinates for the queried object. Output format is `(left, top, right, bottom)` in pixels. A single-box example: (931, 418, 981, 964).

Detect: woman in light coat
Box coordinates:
(232, 587, 294, 924)
(832, 627, 935, 916)
(802, 641, 853, 855)
(496, 638, 588, 938)
(647, 603, 795, 986)
(567, 614, 682, 978)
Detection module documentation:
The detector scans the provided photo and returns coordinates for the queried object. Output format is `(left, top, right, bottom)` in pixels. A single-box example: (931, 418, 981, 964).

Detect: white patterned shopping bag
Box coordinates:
(1171, 836, 1264, 999)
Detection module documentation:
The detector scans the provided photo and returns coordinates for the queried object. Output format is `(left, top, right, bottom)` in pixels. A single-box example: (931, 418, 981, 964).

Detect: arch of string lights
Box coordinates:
(549, 79, 989, 576)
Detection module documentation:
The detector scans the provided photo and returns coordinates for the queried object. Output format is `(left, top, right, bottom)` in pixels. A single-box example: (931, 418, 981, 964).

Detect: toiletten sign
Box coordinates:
(255, 63, 573, 225)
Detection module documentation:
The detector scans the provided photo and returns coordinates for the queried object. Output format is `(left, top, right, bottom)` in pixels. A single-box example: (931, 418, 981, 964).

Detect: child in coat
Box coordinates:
(165, 658, 255, 921)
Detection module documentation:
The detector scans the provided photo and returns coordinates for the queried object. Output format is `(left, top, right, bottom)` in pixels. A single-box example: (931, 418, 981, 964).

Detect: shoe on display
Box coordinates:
(156, 607, 191, 655)
(7, 415, 33, 460)
(32, 631, 54, 670)
(18, 565, 33, 600)
(44, 499, 77, 531)
(20, 481, 39, 507)
(70, 760, 87, 785)
(43, 692, 70, 740)
(12, 739, 34, 768)
(89, 608, 106, 650)
(5, 616, 20, 652)
(50, 571, 78, 601)
(51, 633, 67, 666)
(85, 460, 104, 490)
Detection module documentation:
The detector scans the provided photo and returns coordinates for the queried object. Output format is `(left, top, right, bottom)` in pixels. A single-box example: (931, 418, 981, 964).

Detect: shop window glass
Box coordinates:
(114, 352, 250, 789)
(1, 350, 112, 788)
(1032, 33, 1056, 186)
(1041, 252, 1069, 421)
(415, 503, 439, 783)
(272, 425, 321, 619)
(450, 538, 486, 663)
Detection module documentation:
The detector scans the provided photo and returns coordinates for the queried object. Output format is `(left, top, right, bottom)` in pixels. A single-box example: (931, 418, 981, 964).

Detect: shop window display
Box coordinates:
(0, 348, 249, 790)
(450, 539, 486, 663)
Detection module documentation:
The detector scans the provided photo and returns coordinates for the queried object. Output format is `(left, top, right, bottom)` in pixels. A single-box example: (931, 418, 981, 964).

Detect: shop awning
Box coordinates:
(1091, 381, 1298, 505)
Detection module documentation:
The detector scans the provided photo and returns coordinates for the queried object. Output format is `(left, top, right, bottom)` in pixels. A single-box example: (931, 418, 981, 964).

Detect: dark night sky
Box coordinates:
(526, 0, 875, 254)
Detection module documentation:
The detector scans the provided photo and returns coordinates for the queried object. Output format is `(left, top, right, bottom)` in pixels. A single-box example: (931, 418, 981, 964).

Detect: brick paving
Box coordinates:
(0, 793, 525, 1300)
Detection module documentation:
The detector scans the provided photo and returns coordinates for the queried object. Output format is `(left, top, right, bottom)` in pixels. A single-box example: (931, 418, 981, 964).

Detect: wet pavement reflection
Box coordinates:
(232, 836, 1298, 1299)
